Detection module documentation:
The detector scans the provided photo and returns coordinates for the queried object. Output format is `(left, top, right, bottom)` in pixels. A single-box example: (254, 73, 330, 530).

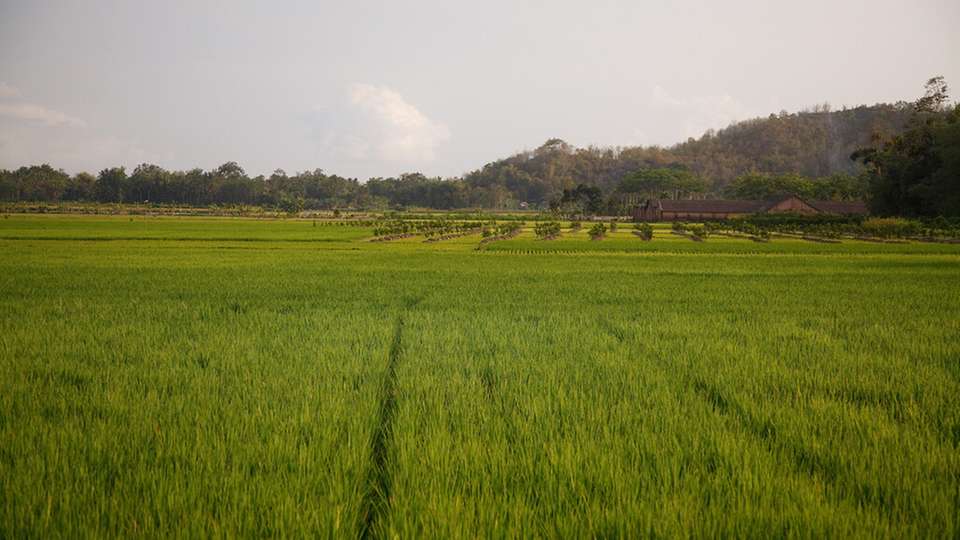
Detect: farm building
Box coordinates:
(632, 195, 868, 221)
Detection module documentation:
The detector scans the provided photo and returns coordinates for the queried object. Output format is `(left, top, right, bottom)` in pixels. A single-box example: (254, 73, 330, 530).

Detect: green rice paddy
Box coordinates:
(1, 215, 958, 537)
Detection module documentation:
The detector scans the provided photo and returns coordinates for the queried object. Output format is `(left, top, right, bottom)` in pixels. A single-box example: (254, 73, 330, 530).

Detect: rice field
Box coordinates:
(1, 215, 959, 538)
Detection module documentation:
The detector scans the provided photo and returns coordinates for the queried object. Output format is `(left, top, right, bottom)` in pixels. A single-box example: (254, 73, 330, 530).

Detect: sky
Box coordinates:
(1, 0, 958, 179)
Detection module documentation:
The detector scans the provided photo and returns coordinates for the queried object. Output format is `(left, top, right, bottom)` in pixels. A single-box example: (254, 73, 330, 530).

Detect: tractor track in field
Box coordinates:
(598, 318, 627, 342)
(688, 376, 906, 512)
(359, 297, 421, 539)
(690, 375, 865, 484)
(598, 318, 895, 512)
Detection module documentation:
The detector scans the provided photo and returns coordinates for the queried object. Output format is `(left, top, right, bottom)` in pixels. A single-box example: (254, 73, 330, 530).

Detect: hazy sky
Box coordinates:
(1, 0, 958, 179)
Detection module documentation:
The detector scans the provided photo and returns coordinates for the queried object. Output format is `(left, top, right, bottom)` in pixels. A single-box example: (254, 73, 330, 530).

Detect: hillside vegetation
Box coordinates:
(464, 104, 912, 204)
(5, 79, 958, 217)
(0, 105, 908, 210)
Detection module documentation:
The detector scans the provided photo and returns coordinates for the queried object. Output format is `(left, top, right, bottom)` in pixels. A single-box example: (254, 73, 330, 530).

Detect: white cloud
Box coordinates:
(0, 102, 85, 127)
(0, 82, 20, 98)
(649, 85, 752, 141)
(319, 84, 450, 164)
(0, 82, 85, 127)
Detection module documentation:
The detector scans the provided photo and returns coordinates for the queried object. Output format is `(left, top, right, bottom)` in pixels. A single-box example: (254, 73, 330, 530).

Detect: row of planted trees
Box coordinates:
(372, 219, 481, 239)
(370, 213, 960, 245)
(533, 219, 646, 241)
(667, 214, 960, 242)
(534, 222, 562, 239)
(731, 215, 960, 241)
(481, 222, 524, 239)
(370, 218, 525, 241)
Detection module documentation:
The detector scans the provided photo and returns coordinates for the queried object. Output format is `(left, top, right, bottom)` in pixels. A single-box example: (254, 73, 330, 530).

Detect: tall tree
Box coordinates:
(65, 172, 97, 201)
(95, 167, 128, 203)
(619, 167, 707, 199)
(853, 77, 960, 216)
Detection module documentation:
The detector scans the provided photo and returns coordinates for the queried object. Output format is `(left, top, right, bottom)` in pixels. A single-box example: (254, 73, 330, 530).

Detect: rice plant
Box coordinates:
(1, 214, 958, 537)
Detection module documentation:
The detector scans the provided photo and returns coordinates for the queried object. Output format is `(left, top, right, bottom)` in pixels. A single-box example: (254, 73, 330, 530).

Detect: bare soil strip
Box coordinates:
(669, 230, 702, 242)
(801, 235, 841, 244)
(914, 236, 960, 244)
(771, 232, 840, 244)
(369, 233, 417, 242)
(852, 236, 909, 244)
(713, 231, 769, 243)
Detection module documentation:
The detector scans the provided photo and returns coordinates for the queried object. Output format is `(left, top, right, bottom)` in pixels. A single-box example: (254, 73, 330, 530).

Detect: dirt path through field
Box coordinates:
(358, 297, 421, 539)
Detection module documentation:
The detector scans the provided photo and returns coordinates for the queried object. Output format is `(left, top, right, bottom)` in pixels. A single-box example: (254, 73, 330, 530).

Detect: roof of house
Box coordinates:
(659, 199, 769, 213)
(657, 196, 869, 215)
(808, 200, 869, 215)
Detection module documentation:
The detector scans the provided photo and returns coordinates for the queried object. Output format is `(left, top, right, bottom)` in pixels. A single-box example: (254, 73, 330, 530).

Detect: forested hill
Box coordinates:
(0, 102, 921, 211)
(671, 104, 913, 183)
(463, 103, 913, 204)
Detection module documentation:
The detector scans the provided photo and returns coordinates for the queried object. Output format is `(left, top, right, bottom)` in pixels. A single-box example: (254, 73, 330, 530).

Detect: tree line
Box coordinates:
(2, 77, 956, 216)
(0, 161, 516, 211)
(0, 150, 875, 214)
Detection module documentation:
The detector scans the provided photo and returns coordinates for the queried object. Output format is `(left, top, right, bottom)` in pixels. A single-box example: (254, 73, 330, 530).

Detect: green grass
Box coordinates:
(1, 215, 959, 537)
(486, 227, 960, 255)
(0, 214, 373, 242)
